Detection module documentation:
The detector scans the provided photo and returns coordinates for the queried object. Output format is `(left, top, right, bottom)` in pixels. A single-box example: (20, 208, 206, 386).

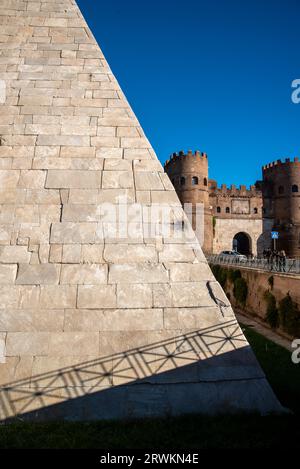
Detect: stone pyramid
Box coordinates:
(0, 0, 282, 421)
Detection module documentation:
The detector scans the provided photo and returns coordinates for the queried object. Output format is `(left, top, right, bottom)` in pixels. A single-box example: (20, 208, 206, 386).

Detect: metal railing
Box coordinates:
(207, 254, 300, 275)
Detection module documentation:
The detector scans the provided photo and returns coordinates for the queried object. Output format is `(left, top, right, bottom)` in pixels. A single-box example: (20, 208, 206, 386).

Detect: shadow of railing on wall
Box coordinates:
(0, 319, 267, 421)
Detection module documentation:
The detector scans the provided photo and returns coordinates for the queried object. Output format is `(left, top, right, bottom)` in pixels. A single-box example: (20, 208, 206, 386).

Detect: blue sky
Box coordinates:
(77, 0, 300, 187)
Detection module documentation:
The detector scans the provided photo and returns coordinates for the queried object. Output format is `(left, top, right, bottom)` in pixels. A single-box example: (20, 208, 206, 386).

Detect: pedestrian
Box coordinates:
(280, 250, 287, 272)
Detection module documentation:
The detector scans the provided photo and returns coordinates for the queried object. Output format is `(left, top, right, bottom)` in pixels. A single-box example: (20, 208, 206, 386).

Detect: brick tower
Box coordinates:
(0, 0, 282, 420)
(164, 151, 213, 254)
(262, 158, 300, 257)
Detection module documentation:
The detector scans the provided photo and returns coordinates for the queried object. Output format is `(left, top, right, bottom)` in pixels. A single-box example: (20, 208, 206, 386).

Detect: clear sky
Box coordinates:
(77, 0, 300, 187)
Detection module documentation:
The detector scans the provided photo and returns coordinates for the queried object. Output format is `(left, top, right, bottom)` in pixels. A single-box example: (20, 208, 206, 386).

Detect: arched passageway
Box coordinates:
(233, 232, 251, 255)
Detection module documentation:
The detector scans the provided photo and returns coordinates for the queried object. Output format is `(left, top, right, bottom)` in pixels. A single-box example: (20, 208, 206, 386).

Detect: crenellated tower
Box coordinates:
(164, 150, 213, 253)
(262, 157, 300, 257)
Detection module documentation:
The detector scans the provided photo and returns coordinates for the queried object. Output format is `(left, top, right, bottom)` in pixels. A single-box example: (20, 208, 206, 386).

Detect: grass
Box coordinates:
(0, 325, 300, 449)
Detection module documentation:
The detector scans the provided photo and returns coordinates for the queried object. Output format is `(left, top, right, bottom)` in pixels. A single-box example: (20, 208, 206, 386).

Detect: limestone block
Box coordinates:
(0, 357, 33, 385)
(0, 245, 31, 263)
(46, 170, 101, 189)
(16, 264, 60, 285)
(98, 330, 176, 356)
(0, 170, 19, 189)
(39, 244, 50, 263)
(6, 332, 50, 356)
(102, 170, 134, 189)
(18, 170, 46, 189)
(25, 189, 61, 204)
(135, 171, 164, 190)
(151, 191, 179, 204)
(60, 264, 107, 285)
(12, 158, 32, 170)
(0, 225, 12, 245)
(18, 286, 40, 309)
(40, 285, 77, 309)
(153, 284, 173, 308)
(49, 244, 62, 263)
(35, 146, 60, 158)
(62, 204, 99, 222)
(77, 285, 117, 309)
(117, 284, 152, 308)
(81, 244, 104, 264)
(96, 126, 117, 136)
(64, 309, 105, 332)
(39, 205, 61, 223)
(91, 136, 119, 148)
(0, 205, 14, 224)
(133, 160, 163, 172)
(159, 244, 196, 263)
(0, 286, 19, 309)
(62, 244, 82, 263)
(169, 262, 214, 282)
(124, 148, 151, 160)
(136, 190, 151, 204)
(121, 137, 150, 149)
(109, 263, 169, 284)
(0, 309, 64, 332)
(104, 244, 157, 263)
(96, 148, 123, 159)
(100, 308, 163, 331)
(61, 125, 97, 137)
(50, 222, 97, 244)
(170, 282, 216, 308)
(68, 189, 99, 204)
(37, 136, 90, 146)
(97, 189, 135, 204)
(19, 96, 53, 106)
(104, 159, 132, 171)
(48, 332, 99, 356)
(15, 204, 40, 224)
(0, 264, 17, 284)
(160, 173, 174, 191)
(25, 124, 61, 135)
(60, 146, 96, 158)
(117, 127, 139, 137)
(164, 307, 232, 330)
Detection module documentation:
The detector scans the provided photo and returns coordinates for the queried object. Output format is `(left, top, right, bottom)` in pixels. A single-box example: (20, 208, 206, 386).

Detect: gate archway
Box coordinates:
(233, 232, 251, 255)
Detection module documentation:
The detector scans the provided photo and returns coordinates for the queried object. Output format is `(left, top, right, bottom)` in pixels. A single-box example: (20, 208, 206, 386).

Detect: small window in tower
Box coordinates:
(192, 176, 199, 185)
(278, 185, 284, 194)
(204, 178, 208, 186)
(180, 177, 186, 186)
(217, 206, 221, 213)
(292, 184, 299, 193)
(226, 207, 230, 214)
(254, 208, 258, 214)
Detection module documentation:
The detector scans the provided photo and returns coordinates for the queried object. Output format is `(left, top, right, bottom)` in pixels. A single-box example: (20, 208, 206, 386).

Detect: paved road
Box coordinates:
(235, 309, 293, 352)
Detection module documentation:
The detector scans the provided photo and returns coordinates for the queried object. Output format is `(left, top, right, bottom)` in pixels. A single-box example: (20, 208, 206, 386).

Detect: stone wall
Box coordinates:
(222, 266, 300, 327)
(213, 218, 264, 256)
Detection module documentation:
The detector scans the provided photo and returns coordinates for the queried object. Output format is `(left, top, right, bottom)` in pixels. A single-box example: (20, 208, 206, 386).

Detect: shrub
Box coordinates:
(264, 291, 278, 329)
(268, 276, 274, 290)
(211, 265, 227, 288)
(233, 277, 248, 306)
(228, 269, 241, 284)
(278, 294, 300, 337)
